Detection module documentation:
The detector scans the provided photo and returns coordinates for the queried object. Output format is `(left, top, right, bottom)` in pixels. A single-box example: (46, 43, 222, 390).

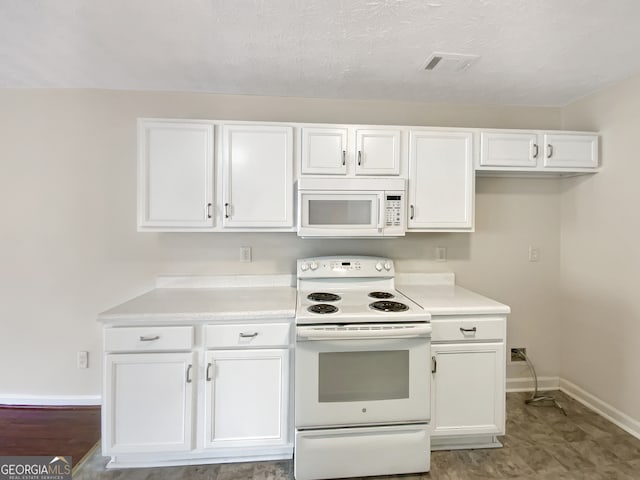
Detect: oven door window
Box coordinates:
(318, 350, 409, 402)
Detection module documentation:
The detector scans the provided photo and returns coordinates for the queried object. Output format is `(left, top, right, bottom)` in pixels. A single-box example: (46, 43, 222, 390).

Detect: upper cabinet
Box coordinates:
(407, 130, 474, 232)
(138, 120, 214, 231)
(478, 130, 598, 174)
(222, 124, 294, 229)
(301, 126, 402, 176)
(138, 119, 295, 232)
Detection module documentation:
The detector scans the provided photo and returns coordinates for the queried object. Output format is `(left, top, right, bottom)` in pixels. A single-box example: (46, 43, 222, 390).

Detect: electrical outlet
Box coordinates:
(435, 246, 447, 262)
(510, 347, 527, 362)
(77, 351, 88, 369)
(240, 246, 252, 263)
(528, 246, 540, 262)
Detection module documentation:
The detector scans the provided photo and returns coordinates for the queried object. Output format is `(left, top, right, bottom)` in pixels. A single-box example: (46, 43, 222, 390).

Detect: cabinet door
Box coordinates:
(480, 132, 539, 168)
(431, 342, 505, 437)
(408, 131, 474, 230)
(301, 127, 348, 175)
(138, 121, 214, 230)
(103, 352, 195, 454)
(222, 125, 293, 228)
(355, 129, 401, 175)
(204, 349, 289, 448)
(543, 133, 598, 168)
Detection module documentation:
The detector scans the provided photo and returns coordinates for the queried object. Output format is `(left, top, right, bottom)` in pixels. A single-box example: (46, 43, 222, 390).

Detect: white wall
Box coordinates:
(0, 89, 563, 398)
(560, 75, 640, 421)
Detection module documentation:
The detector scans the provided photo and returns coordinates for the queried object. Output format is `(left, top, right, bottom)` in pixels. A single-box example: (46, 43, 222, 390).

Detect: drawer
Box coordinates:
(104, 326, 194, 352)
(431, 317, 505, 342)
(206, 323, 291, 348)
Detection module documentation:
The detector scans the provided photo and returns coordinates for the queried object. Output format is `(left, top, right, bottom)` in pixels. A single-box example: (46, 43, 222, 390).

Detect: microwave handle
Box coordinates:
(377, 195, 383, 230)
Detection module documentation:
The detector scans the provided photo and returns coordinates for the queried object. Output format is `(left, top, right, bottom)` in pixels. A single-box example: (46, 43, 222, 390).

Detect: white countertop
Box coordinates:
(397, 273, 511, 316)
(98, 275, 296, 324)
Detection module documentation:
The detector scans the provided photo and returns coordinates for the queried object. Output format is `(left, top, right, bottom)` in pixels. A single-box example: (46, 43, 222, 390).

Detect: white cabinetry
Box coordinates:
(102, 326, 195, 455)
(301, 126, 401, 176)
(222, 125, 294, 228)
(407, 130, 474, 231)
(479, 130, 598, 173)
(430, 316, 506, 450)
(138, 120, 214, 230)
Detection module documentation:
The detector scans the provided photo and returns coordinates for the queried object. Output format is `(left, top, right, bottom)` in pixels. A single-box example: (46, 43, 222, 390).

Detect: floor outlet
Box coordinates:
(77, 351, 89, 369)
(240, 246, 252, 263)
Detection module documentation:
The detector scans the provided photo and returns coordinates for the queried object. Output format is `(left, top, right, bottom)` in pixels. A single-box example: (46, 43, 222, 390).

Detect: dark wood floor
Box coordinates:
(0, 406, 101, 467)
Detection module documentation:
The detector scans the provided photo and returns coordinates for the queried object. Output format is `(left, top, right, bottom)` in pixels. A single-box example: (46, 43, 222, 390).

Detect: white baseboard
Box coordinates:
(559, 379, 640, 441)
(0, 394, 101, 406)
(506, 376, 560, 392)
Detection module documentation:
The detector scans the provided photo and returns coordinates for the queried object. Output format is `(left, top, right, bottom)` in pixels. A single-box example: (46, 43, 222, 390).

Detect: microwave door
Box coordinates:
(299, 192, 381, 237)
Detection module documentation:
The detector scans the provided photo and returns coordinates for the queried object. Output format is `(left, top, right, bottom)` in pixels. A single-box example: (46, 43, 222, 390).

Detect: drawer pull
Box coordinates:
(239, 332, 259, 338)
(186, 364, 193, 383)
(206, 362, 213, 382)
(139, 335, 160, 341)
(460, 327, 477, 334)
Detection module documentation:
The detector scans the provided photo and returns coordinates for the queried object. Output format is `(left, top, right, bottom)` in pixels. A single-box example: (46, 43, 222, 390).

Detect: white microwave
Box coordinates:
(297, 178, 406, 237)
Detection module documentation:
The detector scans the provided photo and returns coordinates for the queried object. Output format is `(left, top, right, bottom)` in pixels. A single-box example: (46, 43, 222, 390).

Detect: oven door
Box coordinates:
(295, 324, 431, 429)
(298, 191, 384, 237)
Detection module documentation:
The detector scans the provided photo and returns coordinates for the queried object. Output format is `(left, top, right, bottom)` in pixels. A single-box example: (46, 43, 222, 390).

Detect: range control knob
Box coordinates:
(310, 261, 319, 271)
(375, 262, 384, 272)
(300, 262, 309, 272)
(384, 261, 392, 271)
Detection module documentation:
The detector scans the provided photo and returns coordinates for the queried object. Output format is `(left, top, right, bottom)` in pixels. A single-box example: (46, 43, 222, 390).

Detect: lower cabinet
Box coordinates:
(430, 316, 506, 449)
(204, 349, 289, 448)
(103, 352, 195, 454)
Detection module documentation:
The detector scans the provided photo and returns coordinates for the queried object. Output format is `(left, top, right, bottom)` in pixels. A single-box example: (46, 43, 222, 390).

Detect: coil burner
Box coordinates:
(307, 292, 341, 302)
(369, 301, 409, 313)
(368, 291, 395, 299)
(307, 304, 339, 315)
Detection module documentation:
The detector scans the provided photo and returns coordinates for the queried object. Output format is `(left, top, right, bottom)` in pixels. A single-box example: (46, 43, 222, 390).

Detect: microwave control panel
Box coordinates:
(384, 192, 404, 230)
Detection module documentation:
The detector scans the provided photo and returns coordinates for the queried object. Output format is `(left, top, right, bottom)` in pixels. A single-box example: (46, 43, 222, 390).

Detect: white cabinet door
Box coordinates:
(431, 342, 505, 437)
(103, 352, 195, 454)
(480, 131, 539, 168)
(204, 349, 289, 448)
(543, 133, 598, 168)
(301, 127, 348, 175)
(355, 129, 401, 175)
(138, 121, 214, 230)
(408, 130, 474, 231)
(222, 125, 294, 228)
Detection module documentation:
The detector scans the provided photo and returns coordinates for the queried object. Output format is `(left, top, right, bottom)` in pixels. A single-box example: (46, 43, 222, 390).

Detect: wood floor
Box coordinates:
(0, 406, 101, 467)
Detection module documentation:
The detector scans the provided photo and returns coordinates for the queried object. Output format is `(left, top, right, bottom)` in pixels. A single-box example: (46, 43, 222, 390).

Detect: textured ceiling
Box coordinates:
(1, 0, 640, 106)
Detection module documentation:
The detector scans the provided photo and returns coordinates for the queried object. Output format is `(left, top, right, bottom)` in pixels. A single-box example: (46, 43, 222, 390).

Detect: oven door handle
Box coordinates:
(297, 325, 432, 341)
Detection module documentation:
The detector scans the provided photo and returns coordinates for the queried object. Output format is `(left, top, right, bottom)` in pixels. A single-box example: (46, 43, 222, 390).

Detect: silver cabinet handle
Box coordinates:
(342, 150, 346, 166)
(410, 205, 415, 220)
(207, 203, 212, 218)
(357, 150, 362, 166)
(206, 362, 213, 382)
(224, 202, 230, 218)
(547, 144, 553, 158)
(239, 332, 259, 338)
(533, 143, 539, 159)
(186, 364, 193, 383)
(139, 335, 160, 341)
(431, 356, 437, 374)
(460, 327, 477, 333)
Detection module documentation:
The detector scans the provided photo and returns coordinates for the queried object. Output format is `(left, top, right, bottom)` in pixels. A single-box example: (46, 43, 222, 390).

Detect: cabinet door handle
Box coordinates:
(547, 144, 553, 158)
(224, 202, 230, 218)
(239, 332, 259, 338)
(206, 362, 213, 381)
(532, 143, 539, 159)
(186, 364, 193, 383)
(431, 356, 437, 374)
(460, 327, 477, 334)
(139, 335, 160, 342)
(357, 150, 362, 166)
(206, 203, 212, 219)
(342, 150, 346, 166)
(410, 204, 415, 220)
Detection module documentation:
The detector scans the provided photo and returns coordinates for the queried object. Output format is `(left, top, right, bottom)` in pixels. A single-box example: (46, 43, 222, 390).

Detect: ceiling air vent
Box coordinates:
(423, 52, 479, 72)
